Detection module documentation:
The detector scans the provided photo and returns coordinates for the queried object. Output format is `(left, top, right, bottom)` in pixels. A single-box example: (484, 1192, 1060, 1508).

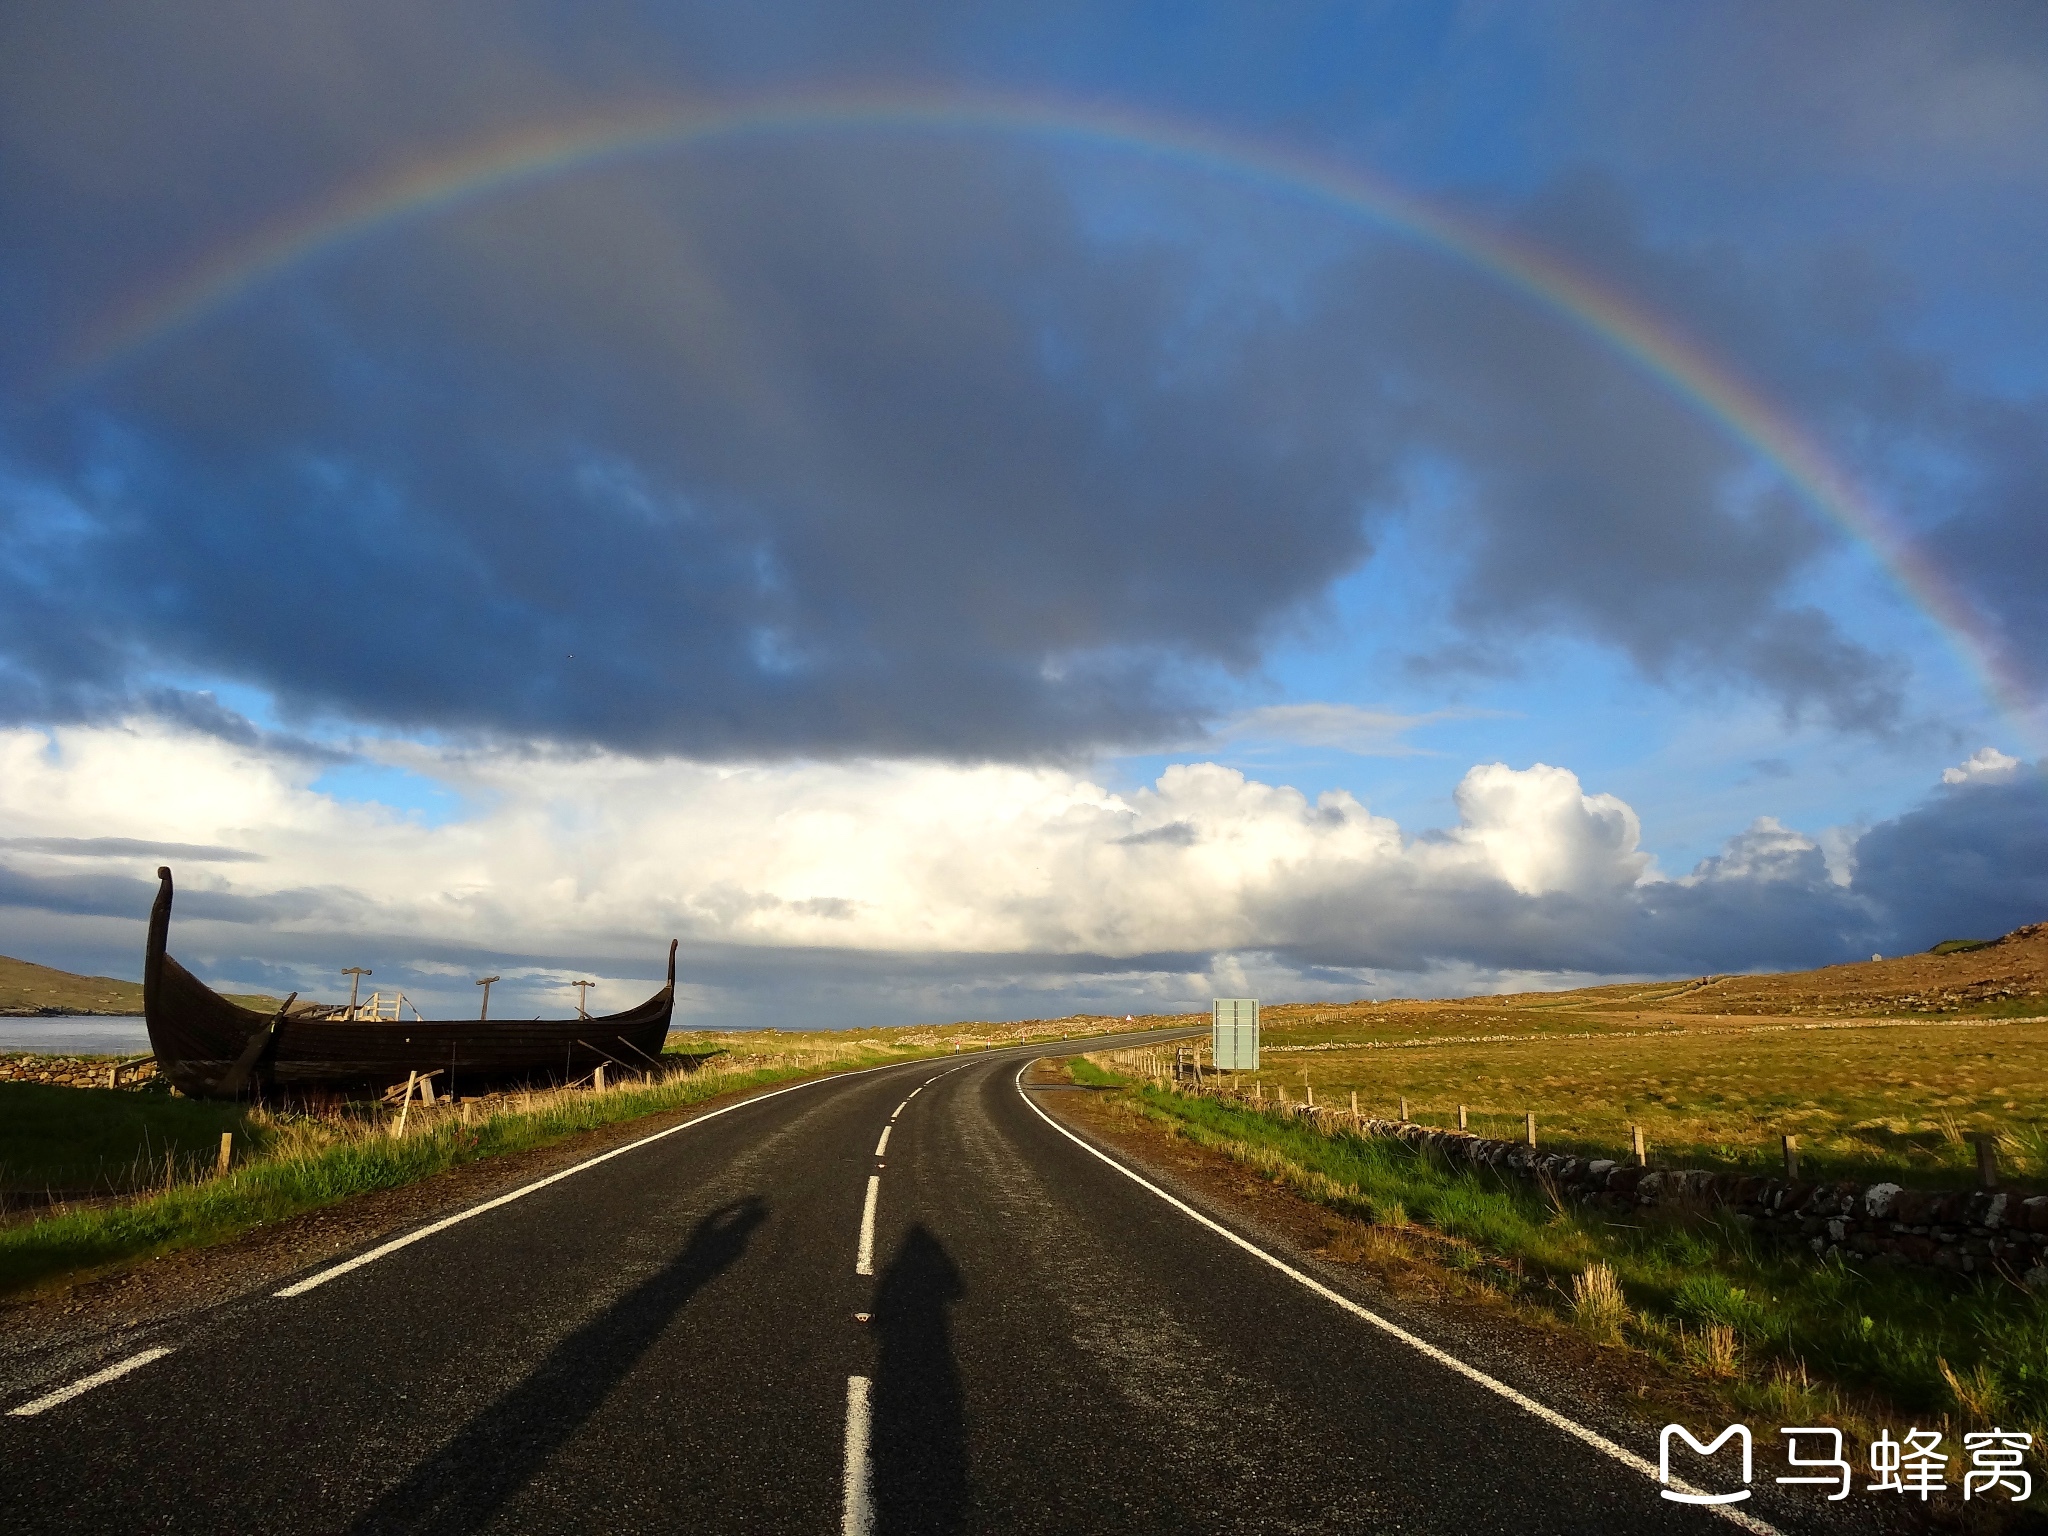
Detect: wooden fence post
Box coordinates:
(1975, 1134, 2000, 1190)
(1632, 1125, 1647, 1167)
(1458, 1104, 1467, 1131)
(1398, 1096, 1409, 1122)
(1781, 1133, 1799, 1179)
(1524, 1111, 1537, 1149)
(107, 1064, 118, 1089)
(1350, 1089, 1359, 1122)
(216, 1131, 233, 1176)
(593, 1063, 606, 1093)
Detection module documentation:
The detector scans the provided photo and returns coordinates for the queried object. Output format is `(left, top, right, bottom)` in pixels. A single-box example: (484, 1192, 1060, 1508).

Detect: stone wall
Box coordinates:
(1239, 1093, 2048, 1286)
(0, 1053, 159, 1090)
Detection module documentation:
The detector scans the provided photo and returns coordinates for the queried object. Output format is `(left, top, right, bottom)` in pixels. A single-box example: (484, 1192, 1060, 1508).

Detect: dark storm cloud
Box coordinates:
(0, 836, 264, 862)
(0, 861, 358, 925)
(1314, 184, 1911, 731)
(1850, 769, 2048, 948)
(0, 2, 2039, 757)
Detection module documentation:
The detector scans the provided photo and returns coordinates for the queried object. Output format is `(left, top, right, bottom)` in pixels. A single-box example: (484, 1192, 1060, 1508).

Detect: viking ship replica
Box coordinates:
(142, 866, 676, 1101)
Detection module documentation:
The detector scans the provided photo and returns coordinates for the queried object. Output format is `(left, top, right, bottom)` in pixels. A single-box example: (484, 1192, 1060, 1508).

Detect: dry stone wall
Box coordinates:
(1257, 1097, 2048, 1287)
(1, 1053, 159, 1089)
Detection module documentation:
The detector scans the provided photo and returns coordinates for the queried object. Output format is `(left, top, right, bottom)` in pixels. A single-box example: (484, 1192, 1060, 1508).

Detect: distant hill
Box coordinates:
(0, 954, 281, 1017)
(1485, 920, 2048, 1018)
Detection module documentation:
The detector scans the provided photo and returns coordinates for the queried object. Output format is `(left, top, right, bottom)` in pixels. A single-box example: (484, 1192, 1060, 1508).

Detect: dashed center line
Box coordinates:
(873, 1124, 892, 1157)
(890, 1100, 908, 1120)
(855, 1175, 880, 1276)
(841, 1375, 874, 1535)
(274, 1055, 929, 1299)
(9, 1347, 175, 1418)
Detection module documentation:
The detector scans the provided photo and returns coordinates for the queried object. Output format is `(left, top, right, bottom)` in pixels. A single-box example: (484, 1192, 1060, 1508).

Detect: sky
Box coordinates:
(0, 2, 2044, 1027)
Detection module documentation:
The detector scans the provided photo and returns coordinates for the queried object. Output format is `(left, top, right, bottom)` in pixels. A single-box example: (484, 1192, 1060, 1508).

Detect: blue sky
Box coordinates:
(0, 3, 2043, 1024)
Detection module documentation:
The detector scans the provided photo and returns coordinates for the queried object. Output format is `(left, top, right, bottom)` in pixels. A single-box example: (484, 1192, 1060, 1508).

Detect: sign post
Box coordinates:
(1211, 997, 1259, 1071)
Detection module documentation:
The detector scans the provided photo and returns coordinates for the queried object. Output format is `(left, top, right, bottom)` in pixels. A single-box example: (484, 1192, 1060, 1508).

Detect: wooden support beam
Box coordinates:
(392, 1070, 419, 1137)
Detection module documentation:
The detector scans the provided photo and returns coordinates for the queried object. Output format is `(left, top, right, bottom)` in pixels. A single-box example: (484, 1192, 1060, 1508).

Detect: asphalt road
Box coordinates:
(1, 1037, 1776, 1534)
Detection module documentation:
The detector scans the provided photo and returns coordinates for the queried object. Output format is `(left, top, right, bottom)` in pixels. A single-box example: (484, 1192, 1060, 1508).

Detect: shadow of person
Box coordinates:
(346, 1196, 767, 1535)
(872, 1224, 969, 1535)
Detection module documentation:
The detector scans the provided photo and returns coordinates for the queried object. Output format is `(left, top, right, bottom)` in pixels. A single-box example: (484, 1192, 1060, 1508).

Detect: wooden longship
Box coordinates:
(142, 867, 676, 1100)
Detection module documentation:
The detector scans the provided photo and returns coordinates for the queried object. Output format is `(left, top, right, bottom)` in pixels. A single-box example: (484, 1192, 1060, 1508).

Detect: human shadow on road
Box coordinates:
(872, 1223, 969, 1536)
(345, 1196, 766, 1536)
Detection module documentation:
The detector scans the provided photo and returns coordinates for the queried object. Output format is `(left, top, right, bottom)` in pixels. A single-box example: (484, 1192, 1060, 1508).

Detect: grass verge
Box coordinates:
(1096, 1071, 2048, 1447)
(0, 1051, 893, 1299)
(1066, 1056, 1125, 1088)
(0, 1082, 263, 1195)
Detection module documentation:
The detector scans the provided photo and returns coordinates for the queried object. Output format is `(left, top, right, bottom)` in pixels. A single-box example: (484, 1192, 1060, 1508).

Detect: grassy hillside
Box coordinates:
(1210, 919, 2048, 1189)
(0, 953, 280, 1016)
(0, 954, 145, 1015)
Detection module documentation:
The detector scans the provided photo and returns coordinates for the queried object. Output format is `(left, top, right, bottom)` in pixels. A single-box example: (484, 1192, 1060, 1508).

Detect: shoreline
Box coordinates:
(0, 1009, 144, 1020)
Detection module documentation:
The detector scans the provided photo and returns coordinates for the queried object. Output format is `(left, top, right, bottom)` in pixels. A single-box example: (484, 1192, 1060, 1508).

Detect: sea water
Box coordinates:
(0, 1016, 152, 1055)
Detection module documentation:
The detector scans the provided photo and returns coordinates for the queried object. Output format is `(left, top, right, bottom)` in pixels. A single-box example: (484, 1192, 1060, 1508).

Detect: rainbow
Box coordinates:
(42, 86, 2035, 744)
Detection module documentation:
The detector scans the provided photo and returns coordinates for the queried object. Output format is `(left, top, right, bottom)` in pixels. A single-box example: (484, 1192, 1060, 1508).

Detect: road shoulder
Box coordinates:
(1026, 1062, 1928, 1536)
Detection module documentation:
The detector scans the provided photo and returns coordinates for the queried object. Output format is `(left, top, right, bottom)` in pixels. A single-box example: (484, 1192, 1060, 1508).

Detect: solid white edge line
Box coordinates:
(874, 1124, 892, 1157)
(855, 1175, 880, 1276)
(1012, 1063, 1780, 1535)
(9, 1347, 175, 1417)
(842, 1374, 874, 1536)
(275, 1055, 925, 1299)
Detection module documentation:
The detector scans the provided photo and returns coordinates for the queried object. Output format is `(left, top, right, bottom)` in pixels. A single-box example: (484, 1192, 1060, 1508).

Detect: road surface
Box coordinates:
(2, 1036, 1785, 1533)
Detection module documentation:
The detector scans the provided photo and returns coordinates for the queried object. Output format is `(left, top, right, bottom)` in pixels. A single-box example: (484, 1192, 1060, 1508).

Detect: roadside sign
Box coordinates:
(1212, 997, 1259, 1070)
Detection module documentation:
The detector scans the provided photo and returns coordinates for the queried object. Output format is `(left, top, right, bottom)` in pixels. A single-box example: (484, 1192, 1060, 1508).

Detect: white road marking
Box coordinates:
(855, 1175, 880, 1276)
(1013, 1064, 1781, 1535)
(842, 1375, 874, 1536)
(9, 1347, 174, 1417)
(874, 1125, 892, 1157)
(890, 1101, 909, 1120)
(272, 1040, 1164, 1303)
(275, 1056, 925, 1299)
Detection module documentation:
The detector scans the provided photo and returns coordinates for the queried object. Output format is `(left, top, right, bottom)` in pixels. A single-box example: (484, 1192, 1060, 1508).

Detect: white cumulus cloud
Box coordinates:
(1, 722, 2037, 1023)
(1942, 746, 2020, 784)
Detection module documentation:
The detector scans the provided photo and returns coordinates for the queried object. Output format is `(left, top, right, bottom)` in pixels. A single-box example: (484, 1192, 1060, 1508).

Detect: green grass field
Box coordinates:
(0, 1083, 262, 1194)
(1202, 1015, 2048, 1189)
